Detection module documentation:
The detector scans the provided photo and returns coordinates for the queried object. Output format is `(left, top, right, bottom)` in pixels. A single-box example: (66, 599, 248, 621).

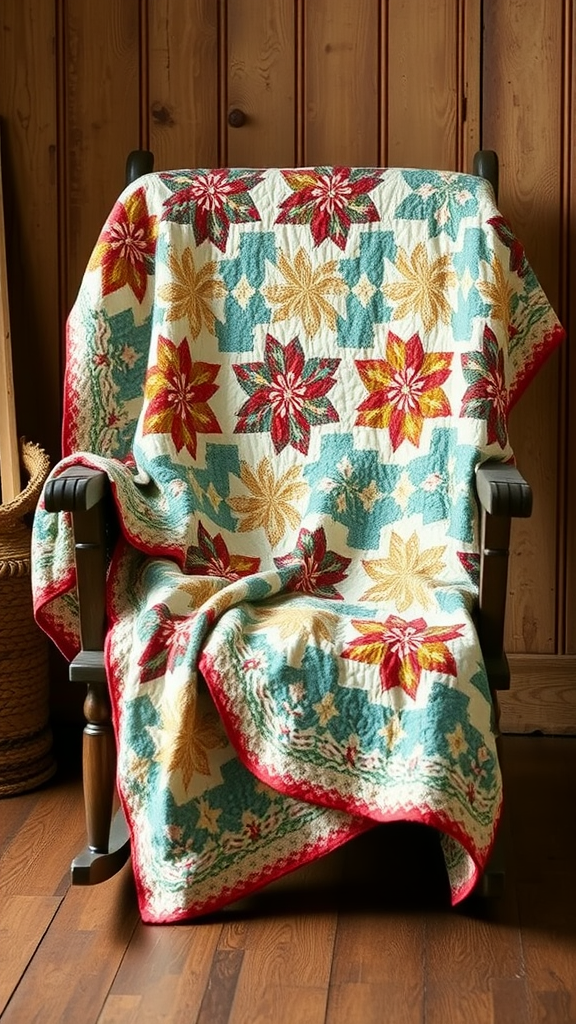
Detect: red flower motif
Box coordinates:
(142, 335, 221, 458)
(242, 813, 262, 841)
(487, 216, 528, 277)
(138, 603, 195, 683)
(355, 332, 452, 450)
(345, 739, 359, 766)
(341, 614, 464, 700)
(185, 521, 260, 580)
(274, 525, 351, 599)
(160, 168, 263, 252)
(88, 186, 158, 303)
(276, 167, 383, 249)
(457, 551, 480, 587)
(460, 325, 508, 447)
(234, 334, 340, 455)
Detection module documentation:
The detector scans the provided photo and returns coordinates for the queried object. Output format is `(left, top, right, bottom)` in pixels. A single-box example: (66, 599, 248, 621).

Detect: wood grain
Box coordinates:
(461, 0, 481, 171)
(387, 0, 458, 170)
(0, 775, 85, 898)
(227, 0, 296, 167)
(327, 981, 423, 1024)
(3, 736, 576, 1022)
(425, 900, 525, 1018)
(63, 0, 141, 309)
(100, 918, 224, 1024)
(501, 655, 576, 733)
(483, 0, 564, 657)
(303, 0, 380, 166)
(507, 735, 576, 1022)
(196, 948, 245, 1024)
(0, 868, 139, 1024)
(0, 0, 61, 465)
(490, 978, 530, 1023)
(0, 0, 574, 734)
(228, 914, 337, 1023)
(326, 911, 424, 1024)
(147, 0, 219, 171)
(0, 785, 39, 855)
(0, 895, 61, 1014)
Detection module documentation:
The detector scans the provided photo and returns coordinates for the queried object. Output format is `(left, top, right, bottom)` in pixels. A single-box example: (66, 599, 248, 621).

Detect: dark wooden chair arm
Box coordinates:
(44, 465, 130, 881)
(44, 466, 109, 513)
(475, 460, 532, 518)
(44, 468, 111, 651)
(476, 461, 532, 691)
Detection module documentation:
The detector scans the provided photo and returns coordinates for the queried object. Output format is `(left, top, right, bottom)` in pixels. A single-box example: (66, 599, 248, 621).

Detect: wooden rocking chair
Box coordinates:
(43, 150, 532, 898)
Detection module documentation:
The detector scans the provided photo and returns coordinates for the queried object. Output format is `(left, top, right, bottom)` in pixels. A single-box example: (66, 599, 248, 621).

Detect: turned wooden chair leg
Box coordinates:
(70, 656, 131, 884)
(83, 679, 117, 854)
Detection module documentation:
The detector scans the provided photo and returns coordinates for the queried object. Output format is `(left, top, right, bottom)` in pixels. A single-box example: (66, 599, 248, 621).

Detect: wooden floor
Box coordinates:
(1, 734, 576, 1024)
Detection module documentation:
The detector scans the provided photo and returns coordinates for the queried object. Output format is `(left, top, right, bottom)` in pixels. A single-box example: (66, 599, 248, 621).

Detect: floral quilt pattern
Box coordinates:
(32, 166, 564, 923)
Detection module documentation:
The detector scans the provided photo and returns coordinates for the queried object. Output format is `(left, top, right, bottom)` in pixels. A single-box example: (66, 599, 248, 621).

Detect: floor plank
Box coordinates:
(518, 878, 576, 1023)
(426, 900, 525, 983)
(1, 867, 139, 1024)
(326, 914, 425, 1023)
(0, 895, 61, 1014)
(0, 790, 41, 855)
(227, 914, 337, 1024)
(490, 977, 530, 1023)
(235, 984, 330, 1024)
(1, 735, 576, 1024)
(196, 948, 245, 1024)
(0, 773, 85, 898)
(506, 736, 576, 1023)
(424, 984, 493, 1024)
(99, 919, 224, 1024)
(327, 981, 423, 1024)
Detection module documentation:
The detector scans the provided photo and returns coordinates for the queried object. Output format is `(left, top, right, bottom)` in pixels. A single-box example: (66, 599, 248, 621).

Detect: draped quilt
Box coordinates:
(32, 166, 564, 923)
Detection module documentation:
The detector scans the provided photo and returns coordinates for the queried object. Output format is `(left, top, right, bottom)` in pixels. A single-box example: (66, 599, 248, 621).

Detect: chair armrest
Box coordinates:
(475, 462, 532, 691)
(44, 467, 112, 652)
(44, 467, 109, 513)
(475, 461, 532, 518)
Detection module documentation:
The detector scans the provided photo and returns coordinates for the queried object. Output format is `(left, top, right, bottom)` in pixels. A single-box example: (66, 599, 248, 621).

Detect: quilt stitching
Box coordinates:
(32, 165, 565, 922)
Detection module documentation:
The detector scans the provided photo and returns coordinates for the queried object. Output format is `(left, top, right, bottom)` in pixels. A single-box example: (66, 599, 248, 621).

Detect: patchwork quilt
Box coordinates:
(32, 166, 564, 923)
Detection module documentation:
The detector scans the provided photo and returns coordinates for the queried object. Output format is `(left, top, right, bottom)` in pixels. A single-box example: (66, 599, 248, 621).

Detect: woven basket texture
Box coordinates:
(0, 441, 56, 795)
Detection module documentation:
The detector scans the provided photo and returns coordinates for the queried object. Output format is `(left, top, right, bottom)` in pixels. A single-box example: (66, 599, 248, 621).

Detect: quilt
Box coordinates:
(32, 165, 564, 923)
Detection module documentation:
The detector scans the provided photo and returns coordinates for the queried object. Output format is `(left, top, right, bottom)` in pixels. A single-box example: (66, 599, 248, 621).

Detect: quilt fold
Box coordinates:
(32, 166, 564, 922)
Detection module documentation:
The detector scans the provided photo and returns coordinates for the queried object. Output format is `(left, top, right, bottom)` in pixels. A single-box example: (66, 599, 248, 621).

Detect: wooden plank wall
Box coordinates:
(0, 0, 574, 732)
(0, 1, 61, 463)
(482, 0, 576, 732)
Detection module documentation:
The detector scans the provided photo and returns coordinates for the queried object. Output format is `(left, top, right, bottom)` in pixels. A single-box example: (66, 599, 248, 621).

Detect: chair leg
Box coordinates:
(71, 675, 131, 884)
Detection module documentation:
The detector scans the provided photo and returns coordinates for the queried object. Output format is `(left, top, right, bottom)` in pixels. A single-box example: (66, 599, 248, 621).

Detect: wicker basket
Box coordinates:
(0, 440, 56, 795)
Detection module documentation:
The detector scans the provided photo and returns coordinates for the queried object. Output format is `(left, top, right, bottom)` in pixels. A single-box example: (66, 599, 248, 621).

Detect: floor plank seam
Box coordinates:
(94, 903, 141, 1024)
(3, 736, 576, 1023)
(322, 911, 341, 1024)
(0, 895, 65, 1022)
